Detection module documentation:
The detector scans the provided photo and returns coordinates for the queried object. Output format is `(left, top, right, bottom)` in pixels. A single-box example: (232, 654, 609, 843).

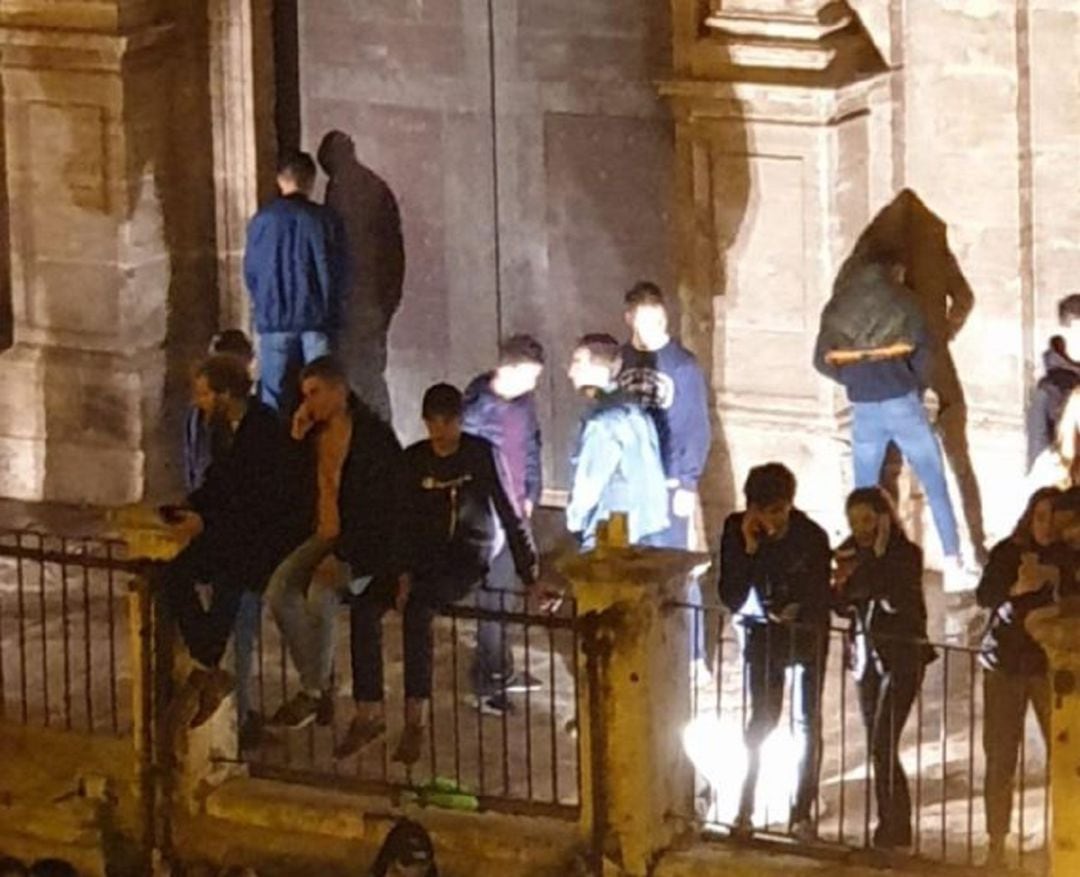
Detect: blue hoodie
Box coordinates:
(243, 194, 348, 333)
(566, 388, 669, 548)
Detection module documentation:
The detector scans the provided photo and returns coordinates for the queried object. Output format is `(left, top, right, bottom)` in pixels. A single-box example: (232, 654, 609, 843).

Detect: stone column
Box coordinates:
(0, 1, 208, 504)
(560, 544, 708, 877)
(661, 1, 890, 539)
(1026, 600, 1080, 877)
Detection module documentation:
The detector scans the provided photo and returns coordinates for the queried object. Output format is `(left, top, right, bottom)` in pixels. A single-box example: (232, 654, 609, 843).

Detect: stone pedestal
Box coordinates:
(1026, 599, 1080, 877)
(560, 545, 708, 877)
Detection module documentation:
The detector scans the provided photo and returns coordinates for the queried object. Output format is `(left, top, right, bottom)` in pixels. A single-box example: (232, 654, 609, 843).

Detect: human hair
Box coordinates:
(28, 861, 77, 877)
(845, 486, 903, 531)
(299, 355, 348, 387)
(1058, 294, 1080, 326)
(574, 333, 622, 373)
(209, 329, 254, 361)
(624, 281, 665, 311)
(369, 819, 438, 877)
(276, 150, 317, 189)
(743, 463, 796, 508)
(421, 383, 463, 420)
(499, 333, 545, 367)
(0, 856, 27, 877)
(195, 354, 253, 399)
(1011, 486, 1062, 548)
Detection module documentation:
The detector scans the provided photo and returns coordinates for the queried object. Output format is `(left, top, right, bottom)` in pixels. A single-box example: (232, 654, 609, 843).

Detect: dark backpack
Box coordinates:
(819, 262, 924, 351)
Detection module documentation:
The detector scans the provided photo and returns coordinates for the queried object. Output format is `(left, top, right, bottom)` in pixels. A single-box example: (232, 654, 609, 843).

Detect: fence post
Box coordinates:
(560, 543, 708, 877)
(1027, 597, 1080, 877)
(128, 572, 157, 872)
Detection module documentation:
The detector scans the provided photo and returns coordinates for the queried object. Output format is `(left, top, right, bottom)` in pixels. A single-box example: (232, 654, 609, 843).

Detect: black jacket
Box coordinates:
(976, 539, 1066, 675)
(295, 397, 402, 577)
(188, 401, 303, 585)
(834, 532, 934, 675)
(719, 509, 832, 661)
(394, 434, 537, 585)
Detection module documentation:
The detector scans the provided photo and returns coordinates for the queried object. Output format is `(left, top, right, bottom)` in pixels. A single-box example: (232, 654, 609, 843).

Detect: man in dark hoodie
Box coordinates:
(159, 355, 300, 731)
(244, 151, 348, 416)
(350, 384, 538, 765)
(814, 243, 963, 589)
(462, 333, 545, 707)
(718, 463, 832, 841)
(1027, 294, 1080, 468)
(265, 357, 401, 732)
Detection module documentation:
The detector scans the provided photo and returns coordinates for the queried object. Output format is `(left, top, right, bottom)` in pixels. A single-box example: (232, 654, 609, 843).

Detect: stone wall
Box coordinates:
(295, 0, 674, 489)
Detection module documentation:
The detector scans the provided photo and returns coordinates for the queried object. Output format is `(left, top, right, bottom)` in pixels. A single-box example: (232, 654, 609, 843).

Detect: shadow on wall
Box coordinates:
(0, 71, 10, 352)
(317, 130, 405, 424)
(840, 188, 986, 562)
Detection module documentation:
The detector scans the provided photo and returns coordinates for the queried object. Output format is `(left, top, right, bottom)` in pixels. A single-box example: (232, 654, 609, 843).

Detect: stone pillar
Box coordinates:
(560, 545, 708, 877)
(209, 0, 277, 330)
(661, 1, 890, 539)
(0, 1, 199, 504)
(1026, 600, 1080, 877)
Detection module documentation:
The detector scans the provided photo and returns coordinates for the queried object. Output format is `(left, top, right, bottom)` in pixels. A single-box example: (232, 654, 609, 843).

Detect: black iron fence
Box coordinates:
(244, 589, 582, 818)
(0, 529, 144, 736)
(677, 602, 1049, 872)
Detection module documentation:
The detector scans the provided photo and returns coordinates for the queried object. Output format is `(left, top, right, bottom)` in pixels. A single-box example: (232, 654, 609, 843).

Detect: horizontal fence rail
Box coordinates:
(0, 529, 145, 736)
(244, 588, 582, 818)
(675, 602, 1049, 873)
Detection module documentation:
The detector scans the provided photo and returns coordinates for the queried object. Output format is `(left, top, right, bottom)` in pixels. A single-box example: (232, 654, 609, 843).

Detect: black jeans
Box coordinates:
(738, 623, 828, 824)
(856, 656, 924, 844)
(158, 537, 247, 670)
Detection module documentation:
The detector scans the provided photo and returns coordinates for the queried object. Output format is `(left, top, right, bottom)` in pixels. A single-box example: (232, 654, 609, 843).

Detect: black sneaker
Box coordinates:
(502, 671, 543, 693)
(269, 692, 320, 729)
(334, 716, 387, 760)
(476, 692, 514, 716)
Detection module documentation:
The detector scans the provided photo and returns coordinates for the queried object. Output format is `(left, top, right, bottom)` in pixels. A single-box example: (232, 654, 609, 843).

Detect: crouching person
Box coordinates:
(159, 355, 299, 731)
(266, 357, 401, 731)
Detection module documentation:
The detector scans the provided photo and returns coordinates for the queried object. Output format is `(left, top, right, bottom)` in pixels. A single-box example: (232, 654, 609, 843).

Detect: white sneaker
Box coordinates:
(942, 556, 976, 594)
(690, 658, 714, 686)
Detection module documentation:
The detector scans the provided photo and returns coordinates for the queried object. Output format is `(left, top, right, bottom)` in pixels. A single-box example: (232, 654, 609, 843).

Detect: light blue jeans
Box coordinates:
(257, 331, 332, 414)
(265, 537, 341, 694)
(851, 391, 960, 558)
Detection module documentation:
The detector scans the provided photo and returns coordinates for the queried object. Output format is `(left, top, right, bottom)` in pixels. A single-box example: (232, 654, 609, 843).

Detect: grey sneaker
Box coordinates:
(334, 716, 387, 760)
(269, 692, 320, 729)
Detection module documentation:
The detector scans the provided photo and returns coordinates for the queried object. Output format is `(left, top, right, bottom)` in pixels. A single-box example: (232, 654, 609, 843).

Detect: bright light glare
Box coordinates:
(682, 712, 804, 827)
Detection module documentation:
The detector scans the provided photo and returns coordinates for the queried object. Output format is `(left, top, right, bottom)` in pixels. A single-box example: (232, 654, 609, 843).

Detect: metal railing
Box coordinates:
(677, 602, 1049, 872)
(0, 529, 144, 736)
(244, 590, 582, 818)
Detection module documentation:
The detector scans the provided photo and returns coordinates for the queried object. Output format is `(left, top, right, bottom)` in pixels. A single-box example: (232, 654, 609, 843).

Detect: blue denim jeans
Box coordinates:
(851, 391, 960, 558)
(265, 536, 341, 694)
(233, 589, 262, 721)
(257, 331, 332, 414)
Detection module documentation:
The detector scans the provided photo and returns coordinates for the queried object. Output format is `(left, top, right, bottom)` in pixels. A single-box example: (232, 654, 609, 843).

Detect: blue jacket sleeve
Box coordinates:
(566, 418, 622, 539)
(671, 358, 711, 488)
(524, 394, 543, 506)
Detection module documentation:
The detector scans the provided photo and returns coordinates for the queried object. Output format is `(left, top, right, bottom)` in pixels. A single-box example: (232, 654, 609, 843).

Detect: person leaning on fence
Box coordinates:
(833, 487, 935, 851)
(564, 333, 669, 548)
(157, 355, 302, 734)
(717, 462, 832, 842)
(374, 383, 540, 765)
(976, 486, 1070, 869)
(265, 356, 402, 734)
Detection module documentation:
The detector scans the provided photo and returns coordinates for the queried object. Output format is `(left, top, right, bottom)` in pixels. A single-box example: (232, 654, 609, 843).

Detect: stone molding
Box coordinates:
(0, 20, 175, 73)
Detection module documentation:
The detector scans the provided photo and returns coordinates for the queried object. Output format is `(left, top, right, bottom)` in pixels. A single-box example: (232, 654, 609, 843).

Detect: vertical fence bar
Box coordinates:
(0, 541, 6, 721)
(106, 542, 120, 733)
(966, 650, 976, 866)
(1019, 707, 1027, 870)
(450, 613, 462, 791)
(61, 543, 72, 731)
(571, 600, 582, 808)
(82, 542, 94, 733)
(914, 674, 924, 856)
(499, 595, 510, 798)
(36, 534, 49, 727)
(523, 610, 533, 803)
(548, 621, 559, 805)
(940, 646, 950, 862)
(837, 629, 847, 845)
(16, 532, 28, 724)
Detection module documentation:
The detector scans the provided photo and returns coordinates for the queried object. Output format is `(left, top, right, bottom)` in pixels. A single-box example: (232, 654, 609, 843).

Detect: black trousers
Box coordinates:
(738, 623, 828, 823)
(158, 537, 247, 670)
(856, 656, 924, 844)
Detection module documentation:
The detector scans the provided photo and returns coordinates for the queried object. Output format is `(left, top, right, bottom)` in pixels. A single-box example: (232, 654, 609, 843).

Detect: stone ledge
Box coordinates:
(0, 19, 176, 72)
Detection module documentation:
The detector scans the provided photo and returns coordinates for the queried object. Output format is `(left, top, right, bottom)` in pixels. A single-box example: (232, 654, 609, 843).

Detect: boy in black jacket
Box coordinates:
(718, 463, 831, 840)
(349, 384, 539, 765)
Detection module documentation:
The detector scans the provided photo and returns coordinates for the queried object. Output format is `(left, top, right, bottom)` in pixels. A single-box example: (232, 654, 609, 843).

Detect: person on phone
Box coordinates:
(565, 333, 669, 549)
(833, 487, 934, 850)
(718, 463, 832, 841)
(158, 355, 299, 733)
(976, 486, 1067, 868)
(265, 357, 401, 735)
(814, 242, 965, 591)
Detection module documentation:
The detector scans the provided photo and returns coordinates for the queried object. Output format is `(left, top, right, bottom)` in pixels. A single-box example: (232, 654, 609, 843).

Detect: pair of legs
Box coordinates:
(856, 655, 925, 848)
(257, 330, 332, 415)
(852, 391, 960, 559)
(737, 624, 828, 830)
(264, 536, 342, 725)
(983, 670, 1050, 858)
(649, 487, 707, 665)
